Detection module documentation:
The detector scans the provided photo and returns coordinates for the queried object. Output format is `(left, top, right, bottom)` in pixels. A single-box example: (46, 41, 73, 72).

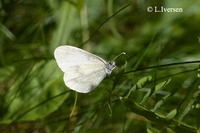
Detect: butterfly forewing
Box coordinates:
(54, 46, 107, 72)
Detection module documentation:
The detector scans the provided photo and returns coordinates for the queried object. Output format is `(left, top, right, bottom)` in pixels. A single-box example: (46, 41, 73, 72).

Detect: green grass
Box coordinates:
(1, 0, 200, 132)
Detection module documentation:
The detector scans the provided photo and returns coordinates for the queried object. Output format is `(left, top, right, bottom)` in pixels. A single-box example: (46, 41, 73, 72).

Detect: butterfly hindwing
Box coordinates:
(64, 64, 106, 93)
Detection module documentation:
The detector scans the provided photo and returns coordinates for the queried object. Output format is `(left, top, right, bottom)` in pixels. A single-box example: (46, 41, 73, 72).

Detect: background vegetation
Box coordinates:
(0, 0, 200, 132)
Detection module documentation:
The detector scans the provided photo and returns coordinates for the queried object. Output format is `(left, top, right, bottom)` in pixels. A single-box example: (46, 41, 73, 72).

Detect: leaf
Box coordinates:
(0, 60, 70, 124)
(141, 78, 171, 104)
(120, 97, 197, 133)
(147, 127, 162, 133)
(167, 109, 177, 119)
(120, 97, 171, 125)
(154, 87, 178, 111)
(126, 76, 152, 97)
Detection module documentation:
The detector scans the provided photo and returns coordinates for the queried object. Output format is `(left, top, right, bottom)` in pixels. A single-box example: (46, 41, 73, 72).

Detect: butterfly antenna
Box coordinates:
(113, 52, 129, 61)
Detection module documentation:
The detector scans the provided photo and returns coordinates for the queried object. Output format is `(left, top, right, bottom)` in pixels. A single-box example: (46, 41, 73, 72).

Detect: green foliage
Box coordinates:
(112, 61, 127, 92)
(1, 0, 200, 132)
(141, 78, 171, 104)
(0, 61, 69, 124)
(126, 76, 152, 97)
(175, 78, 200, 121)
(120, 97, 197, 133)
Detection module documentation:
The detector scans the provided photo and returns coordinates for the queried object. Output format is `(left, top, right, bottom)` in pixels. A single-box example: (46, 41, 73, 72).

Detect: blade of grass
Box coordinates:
(70, 92, 78, 118)
(175, 78, 200, 122)
(195, 103, 200, 129)
(107, 0, 122, 39)
(133, 33, 156, 70)
(50, 1, 77, 52)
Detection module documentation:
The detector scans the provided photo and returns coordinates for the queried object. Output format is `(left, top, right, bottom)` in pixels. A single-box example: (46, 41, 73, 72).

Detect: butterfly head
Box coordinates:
(105, 61, 116, 75)
(105, 52, 128, 75)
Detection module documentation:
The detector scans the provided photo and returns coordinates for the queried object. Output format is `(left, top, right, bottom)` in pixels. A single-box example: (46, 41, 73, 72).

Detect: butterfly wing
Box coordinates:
(64, 64, 106, 93)
(54, 45, 107, 72)
(54, 45, 107, 93)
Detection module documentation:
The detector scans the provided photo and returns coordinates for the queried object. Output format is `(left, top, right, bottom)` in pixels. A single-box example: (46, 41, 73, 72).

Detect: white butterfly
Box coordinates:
(54, 45, 127, 93)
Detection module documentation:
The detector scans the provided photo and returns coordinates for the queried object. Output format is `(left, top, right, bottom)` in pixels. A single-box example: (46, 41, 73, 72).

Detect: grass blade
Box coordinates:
(175, 78, 200, 122)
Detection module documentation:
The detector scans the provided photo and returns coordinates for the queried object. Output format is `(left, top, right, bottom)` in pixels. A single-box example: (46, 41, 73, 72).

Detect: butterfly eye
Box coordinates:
(109, 61, 115, 65)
